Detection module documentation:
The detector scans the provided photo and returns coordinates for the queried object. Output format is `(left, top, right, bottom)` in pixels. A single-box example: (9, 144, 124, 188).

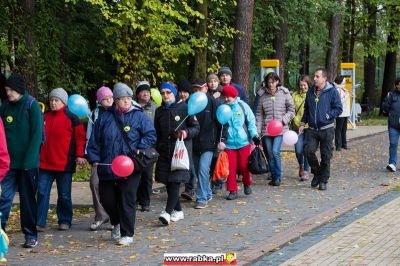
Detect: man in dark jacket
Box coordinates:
(218, 67, 249, 105)
(0, 74, 43, 248)
(191, 80, 220, 209)
(382, 77, 400, 172)
(299, 68, 342, 191)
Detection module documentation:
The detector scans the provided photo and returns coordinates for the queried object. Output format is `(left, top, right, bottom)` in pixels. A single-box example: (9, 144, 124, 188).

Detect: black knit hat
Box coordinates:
(5, 74, 26, 94)
(177, 79, 192, 94)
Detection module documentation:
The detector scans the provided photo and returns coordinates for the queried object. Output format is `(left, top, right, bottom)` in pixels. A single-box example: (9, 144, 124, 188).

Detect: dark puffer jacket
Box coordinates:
(382, 90, 400, 129)
(86, 105, 157, 180)
(154, 100, 200, 184)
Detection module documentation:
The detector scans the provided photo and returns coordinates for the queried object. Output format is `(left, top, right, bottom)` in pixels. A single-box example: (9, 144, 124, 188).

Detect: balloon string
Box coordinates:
(96, 163, 111, 166)
(174, 115, 188, 131)
(219, 125, 224, 143)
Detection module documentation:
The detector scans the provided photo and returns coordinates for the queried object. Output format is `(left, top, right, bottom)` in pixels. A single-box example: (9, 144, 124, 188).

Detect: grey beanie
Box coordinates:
(217, 66, 232, 77)
(49, 88, 68, 104)
(113, 83, 133, 99)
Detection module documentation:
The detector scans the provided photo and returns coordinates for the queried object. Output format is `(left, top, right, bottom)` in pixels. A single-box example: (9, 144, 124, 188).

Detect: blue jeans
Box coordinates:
(0, 169, 38, 240)
(388, 126, 400, 165)
(193, 151, 213, 204)
(37, 170, 73, 227)
(294, 130, 310, 171)
(262, 135, 283, 181)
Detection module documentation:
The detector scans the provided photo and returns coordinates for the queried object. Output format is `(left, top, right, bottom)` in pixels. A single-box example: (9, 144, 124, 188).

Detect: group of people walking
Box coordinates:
(4, 66, 391, 250)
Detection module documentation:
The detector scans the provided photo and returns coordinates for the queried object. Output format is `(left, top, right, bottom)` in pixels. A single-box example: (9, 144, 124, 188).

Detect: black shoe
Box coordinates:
(226, 191, 238, 200)
(244, 185, 252, 195)
(181, 190, 195, 201)
(311, 176, 320, 188)
(141, 205, 151, 212)
(336, 147, 341, 151)
(318, 182, 327, 190)
(268, 180, 281, 186)
(23, 238, 38, 248)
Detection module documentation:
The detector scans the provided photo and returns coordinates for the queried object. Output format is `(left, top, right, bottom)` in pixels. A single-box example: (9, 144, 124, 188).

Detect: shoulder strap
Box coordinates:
(112, 112, 137, 155)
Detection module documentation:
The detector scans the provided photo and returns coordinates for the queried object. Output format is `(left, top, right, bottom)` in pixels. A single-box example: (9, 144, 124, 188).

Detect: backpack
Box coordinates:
(212, 151, 229, 183)
(247, 146, 269, 175)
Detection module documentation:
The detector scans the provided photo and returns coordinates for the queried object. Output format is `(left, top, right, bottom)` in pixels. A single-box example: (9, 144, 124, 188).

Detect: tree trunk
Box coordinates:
(362, 3, 377, 107)
(192, 0, 208, 80)
(380, 32, 398, 113)
(326, 0, 343, 81)
(232, 0, 254, 93)
(299, 42, 310, 75)
(272, 5, 288, 83)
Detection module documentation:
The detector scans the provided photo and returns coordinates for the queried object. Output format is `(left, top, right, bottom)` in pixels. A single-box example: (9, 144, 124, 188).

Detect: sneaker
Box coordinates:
(387, 164, 396, 172)
(58, 223, 70, 231)
(90, 218, 109, 231)
(226, 191, 238, 200)
(23, 238, 38, 248)
(36, 225, 46, 232)
(170, 210, 184, 222)
(195, 202, 207, 209)
(207, 196, 212, 202)
(299, 171, 309, 182)
(244, 185, 252, 195)
(117, 236, 133, 246)
(159, 211, 171, 225)
(111, 224, 121, 240)
(181, 190, 195, 201)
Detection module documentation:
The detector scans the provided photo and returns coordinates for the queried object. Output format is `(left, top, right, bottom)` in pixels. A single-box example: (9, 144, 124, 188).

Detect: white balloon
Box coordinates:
(283, 130, 298, 145)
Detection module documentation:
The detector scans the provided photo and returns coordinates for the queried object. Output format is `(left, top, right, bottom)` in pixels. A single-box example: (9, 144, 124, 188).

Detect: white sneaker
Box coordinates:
(117, 236, 133, 246)
(159, 211, 171, 225)
(170, 210, 184, 222)
(111, 224, 121, 240)
(387, 164, 396, 172)
(90, 219, 108, 231)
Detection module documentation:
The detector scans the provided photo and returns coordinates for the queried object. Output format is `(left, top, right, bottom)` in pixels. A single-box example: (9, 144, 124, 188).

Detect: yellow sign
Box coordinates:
(341, 62, 356, 69)
(260, 59, 280, 68)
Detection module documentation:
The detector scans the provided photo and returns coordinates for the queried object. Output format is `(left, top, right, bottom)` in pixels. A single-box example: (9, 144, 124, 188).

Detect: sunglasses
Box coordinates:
(160, 90, 173, 95)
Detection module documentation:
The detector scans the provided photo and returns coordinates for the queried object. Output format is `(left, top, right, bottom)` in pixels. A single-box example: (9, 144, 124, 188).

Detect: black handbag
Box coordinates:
(113, 113, 159, 172)
(247, 146, 269, 175)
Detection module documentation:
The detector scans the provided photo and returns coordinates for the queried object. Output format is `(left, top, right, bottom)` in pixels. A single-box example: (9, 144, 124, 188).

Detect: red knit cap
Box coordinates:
(222, 84, 238, 98)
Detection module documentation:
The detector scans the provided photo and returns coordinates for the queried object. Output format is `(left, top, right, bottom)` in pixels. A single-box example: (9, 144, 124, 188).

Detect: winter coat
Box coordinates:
(256, 86, 295, 136)
(301, 82, 342, 130)
(223, 98, 258, 149)
(86, 105, 157, 181)
(291, 90, 307, 130)
(193, 93, 220, 153)
(0, 92, 43, 169)
(40, 106, 86, 172)
(382, 89, 400, 129)
(140, 100, 158, 123)
(154, 100, 200, 184)
(336, 84, 351, 118)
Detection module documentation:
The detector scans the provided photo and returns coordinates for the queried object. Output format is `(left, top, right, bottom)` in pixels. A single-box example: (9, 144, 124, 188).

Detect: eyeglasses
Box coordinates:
(160, 90, 172, 95)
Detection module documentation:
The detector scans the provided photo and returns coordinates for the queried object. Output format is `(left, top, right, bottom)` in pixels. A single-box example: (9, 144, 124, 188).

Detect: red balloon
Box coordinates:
(266, 120, 283, 136)
(111, 155, 134, 178)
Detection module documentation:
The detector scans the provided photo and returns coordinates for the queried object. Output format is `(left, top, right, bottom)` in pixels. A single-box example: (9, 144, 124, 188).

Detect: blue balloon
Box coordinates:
(188, 92, 208, 116)
(216, 104, 233, 125)
(67, 94, 89, 117)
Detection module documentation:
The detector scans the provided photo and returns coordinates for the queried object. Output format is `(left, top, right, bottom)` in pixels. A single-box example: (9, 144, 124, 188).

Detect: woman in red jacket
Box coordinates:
(0, 119, 10, 182)
(37, 88, 87, 231)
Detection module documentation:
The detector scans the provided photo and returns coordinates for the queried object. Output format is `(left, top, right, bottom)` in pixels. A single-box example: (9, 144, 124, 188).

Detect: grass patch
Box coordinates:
(73, 164, 91, 182)
(357, 109, 387, 126)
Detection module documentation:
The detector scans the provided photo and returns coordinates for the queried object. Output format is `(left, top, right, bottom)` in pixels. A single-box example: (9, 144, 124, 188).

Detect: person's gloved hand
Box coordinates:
(252, 136, 261, 146)
(169, 130, 187, 139)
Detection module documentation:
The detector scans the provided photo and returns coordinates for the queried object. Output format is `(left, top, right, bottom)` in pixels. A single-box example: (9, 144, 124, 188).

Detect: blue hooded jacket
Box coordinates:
(301, 82, 342, 130)
(86, 104, 157, 180)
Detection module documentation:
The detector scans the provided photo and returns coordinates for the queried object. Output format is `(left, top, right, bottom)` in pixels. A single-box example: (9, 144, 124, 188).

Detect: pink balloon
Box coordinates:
(111, 155, 134, 178)
(283, 130, 298, 145)
(266, 120, 283, 136)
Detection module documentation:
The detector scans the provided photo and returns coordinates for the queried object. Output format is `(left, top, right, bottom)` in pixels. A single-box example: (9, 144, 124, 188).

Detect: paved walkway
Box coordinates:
(280, 194, 400, 265)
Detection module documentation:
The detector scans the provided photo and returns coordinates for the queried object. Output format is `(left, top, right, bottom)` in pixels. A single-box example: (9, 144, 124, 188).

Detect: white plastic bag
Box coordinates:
(171, 137, 190, 171)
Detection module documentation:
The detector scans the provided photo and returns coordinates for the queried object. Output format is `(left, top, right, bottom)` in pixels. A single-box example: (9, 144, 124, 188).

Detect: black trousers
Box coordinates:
(137, 164, 154, 207)
(335, 117, 348, 149)
(305, 127, 334, 183)
(99, 173, 140, 237)
(165, 182, 182, 214)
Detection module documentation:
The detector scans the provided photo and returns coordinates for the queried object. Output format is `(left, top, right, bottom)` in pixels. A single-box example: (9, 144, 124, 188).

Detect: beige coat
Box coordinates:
(256, 86, 295, 136)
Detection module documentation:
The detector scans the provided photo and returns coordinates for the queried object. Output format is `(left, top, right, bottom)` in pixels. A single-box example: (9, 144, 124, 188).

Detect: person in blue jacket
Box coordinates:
(86, 83, 156, 246)
(299, 68, 342, 191)
(218, 85, 259, 200)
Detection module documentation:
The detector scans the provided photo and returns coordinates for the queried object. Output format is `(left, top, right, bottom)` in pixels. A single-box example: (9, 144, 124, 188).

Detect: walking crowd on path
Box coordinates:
(0, 68, 399, 253)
